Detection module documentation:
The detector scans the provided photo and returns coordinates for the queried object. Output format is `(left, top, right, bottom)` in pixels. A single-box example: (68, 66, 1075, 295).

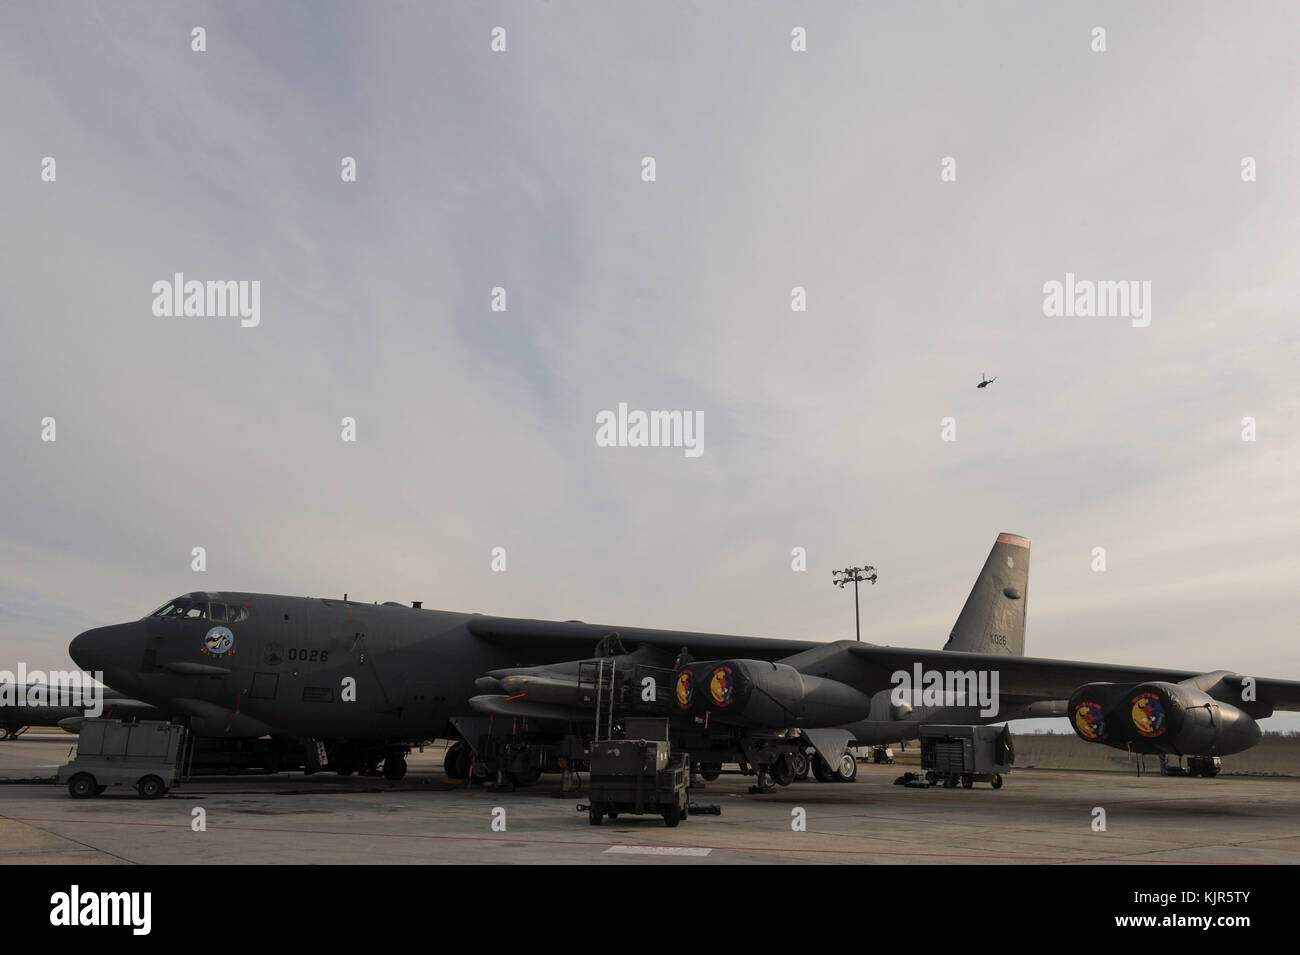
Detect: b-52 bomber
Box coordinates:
(69, 533, 1300, 786)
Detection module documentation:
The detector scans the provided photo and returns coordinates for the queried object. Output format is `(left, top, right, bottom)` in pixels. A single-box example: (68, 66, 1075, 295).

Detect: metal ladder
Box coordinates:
(592, 657, 617, 742)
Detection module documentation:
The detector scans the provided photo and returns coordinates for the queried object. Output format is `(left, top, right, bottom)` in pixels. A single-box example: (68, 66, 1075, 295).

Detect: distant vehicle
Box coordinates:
(977, 372, 997, 389)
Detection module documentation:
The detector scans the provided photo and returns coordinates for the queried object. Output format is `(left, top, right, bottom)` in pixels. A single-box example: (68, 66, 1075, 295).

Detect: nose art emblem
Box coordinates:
(202, 626, 236, 656)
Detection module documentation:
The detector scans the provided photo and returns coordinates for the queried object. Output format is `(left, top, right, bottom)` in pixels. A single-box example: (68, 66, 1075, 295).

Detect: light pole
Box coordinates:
(832, 565, 878, 642)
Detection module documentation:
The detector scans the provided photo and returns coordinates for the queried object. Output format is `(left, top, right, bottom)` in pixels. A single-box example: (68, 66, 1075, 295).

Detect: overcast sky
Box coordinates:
(2, 3, 1297, 729)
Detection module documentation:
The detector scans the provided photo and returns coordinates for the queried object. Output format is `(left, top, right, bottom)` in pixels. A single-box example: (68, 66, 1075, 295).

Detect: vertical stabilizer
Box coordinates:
(942, 533, 1029, 656)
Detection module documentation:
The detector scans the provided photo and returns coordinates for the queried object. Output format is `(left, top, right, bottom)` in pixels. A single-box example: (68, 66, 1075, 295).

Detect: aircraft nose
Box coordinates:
(69, 623, 142, 674)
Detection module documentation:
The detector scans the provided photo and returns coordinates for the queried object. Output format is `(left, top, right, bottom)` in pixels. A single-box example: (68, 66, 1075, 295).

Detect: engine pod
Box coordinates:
(673, 659, 872, 729)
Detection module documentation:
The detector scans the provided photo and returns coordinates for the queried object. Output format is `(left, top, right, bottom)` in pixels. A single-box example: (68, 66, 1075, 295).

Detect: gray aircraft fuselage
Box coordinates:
(72, 595, 527, 740)
(69, 591, 1042, 747)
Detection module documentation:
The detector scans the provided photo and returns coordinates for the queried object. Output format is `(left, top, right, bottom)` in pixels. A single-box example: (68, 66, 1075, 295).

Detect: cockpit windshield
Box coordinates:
(150, 598, 194, 618)
(148, 597, 248, 623)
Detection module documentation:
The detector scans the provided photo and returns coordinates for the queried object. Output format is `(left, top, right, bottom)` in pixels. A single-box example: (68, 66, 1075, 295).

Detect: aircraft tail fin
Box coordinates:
(942, 533, 1029, 656)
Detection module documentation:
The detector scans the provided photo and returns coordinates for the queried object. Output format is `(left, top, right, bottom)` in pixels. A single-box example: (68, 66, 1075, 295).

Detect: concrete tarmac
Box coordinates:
(1, 734, 1297, 865)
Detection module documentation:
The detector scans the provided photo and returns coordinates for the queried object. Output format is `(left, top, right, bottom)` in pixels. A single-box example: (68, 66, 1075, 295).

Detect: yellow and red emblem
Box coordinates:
(709, 665, 735, 706)
(675, 670, 694, 708)
(1131, 692, 1167, 738)
(1072, 701, 1106, 741)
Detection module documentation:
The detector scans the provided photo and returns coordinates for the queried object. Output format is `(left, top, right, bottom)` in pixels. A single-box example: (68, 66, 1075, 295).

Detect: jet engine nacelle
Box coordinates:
(1068, 681, 1261, 756)
(672, 659, 873, 729)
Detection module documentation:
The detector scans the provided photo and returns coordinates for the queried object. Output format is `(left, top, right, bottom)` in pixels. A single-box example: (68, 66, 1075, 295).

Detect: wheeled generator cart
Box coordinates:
(918, 724, 1012, 789)
(583, 739, 690, 827)
(57, 719, 187, 799)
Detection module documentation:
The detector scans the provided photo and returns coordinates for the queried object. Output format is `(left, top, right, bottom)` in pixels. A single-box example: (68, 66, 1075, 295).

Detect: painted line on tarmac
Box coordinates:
(605, 845, 711, 856)
(3, 815, 1232, 863)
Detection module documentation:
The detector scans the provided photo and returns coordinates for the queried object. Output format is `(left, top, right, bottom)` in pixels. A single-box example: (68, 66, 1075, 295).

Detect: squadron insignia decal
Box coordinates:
(709, 665, 734, 706)
(1131, 691, 1166, 738)
(1073, 700, 1107, 741)
(675, 670, 694, 708)
(202, 626, 235, 657)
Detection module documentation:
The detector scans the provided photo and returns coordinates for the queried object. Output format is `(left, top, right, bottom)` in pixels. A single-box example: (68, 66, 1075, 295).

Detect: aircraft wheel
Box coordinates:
(68, 773, 97, 799)
(789, 751, 810, 780)
(383, 754, 407, 781)
(699, 764, 721, 782)
(589, 802, 604, 826)
(924, 771, 938, 786)
(0, 726, 9, 741)
(444, 742, 469, 778)
(137, 776, 165, 800)
(834, 753, 858, 782)
(960, 774, 974, 789)
(515, 765, 542, 786)
(991, 774, 1004, 789)
(812, 756, 832, 782)
(771, 756, 794, 787)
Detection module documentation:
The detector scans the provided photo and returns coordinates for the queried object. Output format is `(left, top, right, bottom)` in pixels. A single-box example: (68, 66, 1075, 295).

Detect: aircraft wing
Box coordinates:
(465, 615, 816, 662)
(838, 643, 1300, 712)
(467, 617, 1300, 714)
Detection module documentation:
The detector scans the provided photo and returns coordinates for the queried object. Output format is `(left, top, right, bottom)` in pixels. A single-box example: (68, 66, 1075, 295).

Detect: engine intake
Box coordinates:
(1068, 680, 1260, 756)
(673, 659, 872, 729)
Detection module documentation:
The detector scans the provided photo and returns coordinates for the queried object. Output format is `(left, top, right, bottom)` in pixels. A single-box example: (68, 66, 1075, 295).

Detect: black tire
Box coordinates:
(961, 774, 974, 789)
(68, 773, 97, 799)
(589, 802, 604, 826)
(789, 751, 810, 780)
(771, 756, 794, 787)
(991, 774, 1004, 789)
(812, 756, 832, 782)
(444, 742, 473, 779)
(383, 754, 407, 781)
(663, 801, 680, 828)
(924, 770, 938, 786)
(443, 744, 461, 778)
(699, 763, 721, 782)
(834, 753, 858, 782)
(608, 811, 619, 820)
(137, 776, 165, 800)
(0, 726, 10, 741)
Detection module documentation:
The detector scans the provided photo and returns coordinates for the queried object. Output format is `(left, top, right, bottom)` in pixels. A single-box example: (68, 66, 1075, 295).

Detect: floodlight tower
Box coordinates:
(832, 565, 878, 642)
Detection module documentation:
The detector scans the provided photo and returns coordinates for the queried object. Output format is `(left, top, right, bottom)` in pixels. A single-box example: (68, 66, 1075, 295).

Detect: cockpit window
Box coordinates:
(150, 599, 193, 618)
(149, 597, 248, 622)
